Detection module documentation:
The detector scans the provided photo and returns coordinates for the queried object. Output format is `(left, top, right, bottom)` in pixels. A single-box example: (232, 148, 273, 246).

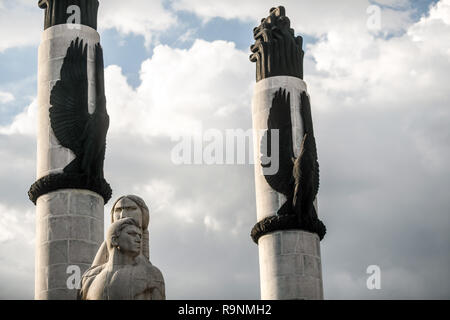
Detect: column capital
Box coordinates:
(250, 6, 304, 82)
(38, 0, 99, 31)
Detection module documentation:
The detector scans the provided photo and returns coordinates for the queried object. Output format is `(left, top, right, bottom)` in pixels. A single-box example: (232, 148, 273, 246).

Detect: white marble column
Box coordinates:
(34, 24, 104, 300)
(251, 76, 324, 300)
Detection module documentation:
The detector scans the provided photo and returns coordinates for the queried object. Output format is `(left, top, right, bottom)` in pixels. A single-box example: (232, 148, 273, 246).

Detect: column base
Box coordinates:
(258, 230, 324, 300)
(35, 189, 104, 300)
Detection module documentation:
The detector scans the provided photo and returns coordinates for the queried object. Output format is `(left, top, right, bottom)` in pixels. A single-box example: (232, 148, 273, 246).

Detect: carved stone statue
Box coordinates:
(91, 195, 150, 267)
(38, 0, 99, 30)
(78, 217, 165, 300)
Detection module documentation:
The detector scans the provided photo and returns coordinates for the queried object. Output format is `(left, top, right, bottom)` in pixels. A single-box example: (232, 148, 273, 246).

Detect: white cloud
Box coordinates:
(306, 0, 450, 112)
(377, 6, 414, 35)
(408, 0, 450, 51)
(0, 203, 34, 244)
(0, 99, 37, 136)
(105, 39, 253, 138)
(0, 0, 42, 52)
(135, 179, 176, 213)
(0, 0, 176, 52)
(98, 0, 176, 47)
(172, 0, 267, 23)
(428, 0, 450, 23)
(177, 28, 197, 44)
(0, 91, 14, 103)
(172, 0, 414, 37)
(204, 215, 221, 231)
(0, 202, 35, 298)
(373, 0, 410, 8)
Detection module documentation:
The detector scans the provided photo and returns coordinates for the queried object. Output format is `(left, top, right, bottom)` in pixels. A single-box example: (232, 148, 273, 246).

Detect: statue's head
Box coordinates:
(106, 217, 142, 258)
(110, 195, 149, 231)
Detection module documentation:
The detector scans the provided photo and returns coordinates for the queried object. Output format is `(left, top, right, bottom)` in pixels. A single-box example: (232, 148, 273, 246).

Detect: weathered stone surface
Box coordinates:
(69, 191, 104, 216)
(259, 232, 281, 257)
(273, 255, 297, 276)
(40, 240, 68, 265)
(47, 146, 69, 174)
(37, 190, 69, 217)
(68, 240, 99, 265)
(48, 216, 69, 241)
(296, 276, 320, 300)
(37, 58, 63, 83)
(68, 216, 91, 241)
(303, 255, 320, 278)
(89, 217, 103, 243)
(48, 263, 70, 290)
(258, 230, 323, 300)
(48, 124, 60, 147)
(45, 288, 78, 300)
(35, 190, 103, 299)
(281, 231, 299, 254)
(302, 232, 319, 256)
(36, 266, 48, 293)
(36, 216, 48, 244)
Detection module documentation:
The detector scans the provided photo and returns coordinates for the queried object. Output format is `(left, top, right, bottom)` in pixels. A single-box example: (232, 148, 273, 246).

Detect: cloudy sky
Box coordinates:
(0, 0, 449, 299)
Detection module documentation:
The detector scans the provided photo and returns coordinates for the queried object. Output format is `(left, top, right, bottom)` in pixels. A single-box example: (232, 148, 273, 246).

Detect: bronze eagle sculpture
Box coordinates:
(49, 37, 109, 181)
(260, 88, 322, 230)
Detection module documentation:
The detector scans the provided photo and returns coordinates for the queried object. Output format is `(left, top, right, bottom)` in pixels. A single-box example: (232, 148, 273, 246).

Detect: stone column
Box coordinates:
(30, 0, 110, 300)
(249, 7, 326, 300)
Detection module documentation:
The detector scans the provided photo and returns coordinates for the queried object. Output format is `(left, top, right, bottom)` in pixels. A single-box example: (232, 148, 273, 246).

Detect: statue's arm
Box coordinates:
(146, 265, 166, 300)
(78, 265, 103, 300)
(150, 282, 165, 300)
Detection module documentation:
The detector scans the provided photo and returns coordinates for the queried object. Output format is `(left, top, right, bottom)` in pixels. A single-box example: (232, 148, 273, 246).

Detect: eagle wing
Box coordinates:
(299, 92, 320, 197)
(260, 88, 295, 196)
(94, 43, 107, 114)
(49, 37, 90, 156)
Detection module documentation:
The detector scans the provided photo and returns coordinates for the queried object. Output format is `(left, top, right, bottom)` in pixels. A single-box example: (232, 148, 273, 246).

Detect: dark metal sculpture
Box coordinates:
(251, 88, 326, 243)
(38, 0, 99, 30)
(28, 173, 112, 205)
(50, 38, 109, 180)
(29, 38, 111, 204)
(250, 6, 304, 82)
